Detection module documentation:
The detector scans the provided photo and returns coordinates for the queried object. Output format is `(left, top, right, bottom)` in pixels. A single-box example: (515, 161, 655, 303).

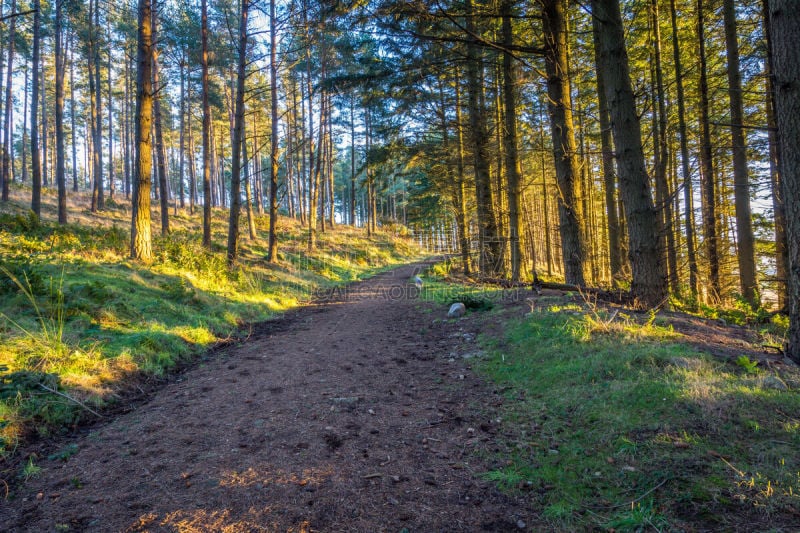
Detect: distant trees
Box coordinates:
(0, 0, 795, 317)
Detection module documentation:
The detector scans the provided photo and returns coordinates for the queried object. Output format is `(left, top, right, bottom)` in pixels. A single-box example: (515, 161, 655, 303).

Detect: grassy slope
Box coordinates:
(423, 267, 800, 531)
(0, 188, 421, 456)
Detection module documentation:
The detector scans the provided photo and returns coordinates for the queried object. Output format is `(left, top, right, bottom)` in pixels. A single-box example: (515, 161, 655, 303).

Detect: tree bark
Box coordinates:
(267, 0, 280, 261)
(131, 0, 154, 262)
(669, 0, 699, 300)
(1, 0, 16, 202)
(70, 36, 79, 193)
(542, 0, 586, 286)
(769, 0, 800, 361)
(30, 0, 41, 216)
(697, 0, 720, 301)
(454, 71, 472, 277)
(54, 0, 67, 223)
(152, 9, 169, 235)
(465, 0, 501, 275)
(761, 0, 787, 309)
(227, 0, 248, 265)
(201, 0, 212, 247)
(650, 0, 679, 293)
(592, 0, 667, 308)
(107, 18, 115, 200)
(723, 0, 759, 307)
(592, 12, 622, 285)
(502, 0, 523, 282)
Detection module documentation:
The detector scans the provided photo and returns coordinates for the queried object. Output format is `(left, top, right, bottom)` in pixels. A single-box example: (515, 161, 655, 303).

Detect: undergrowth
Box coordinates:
(0, 192, 421, 458)
(420, 263, 799, 530)
(475, 297, 800, 530)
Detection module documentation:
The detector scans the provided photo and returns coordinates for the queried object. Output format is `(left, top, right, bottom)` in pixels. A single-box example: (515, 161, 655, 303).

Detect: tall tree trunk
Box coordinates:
(465, 0, 501, 275)
(107, 19, 115, 199)
(131, 0, 154, 262)
(769, 0, 800, 361)
(41, 56, 48, 188)
(178, 58, 186, 209)
(89, 0, 104, 212)
(70, 37, 79, 192)
(152, 10, 169, 235)
(22, 61, 28, 185)
(538, 103, 554, 278)
(243, 123, 257, 240)
(697, 0, 720, 301)
(123, 55, 131, 198)
(1, 0, 16, 202)
(592, 13, 622, 285)
(454, 71, 471, 277)
(31, 0, 41, 216)
(669, 0, 699, 299)
(54, 0, 67, 223)
(723, 0, 759, 307)
(227, 0, 248, 265)
(763, 0, 787, 309)
(267, 0, 280, 261)
(651, 0, 679, 293)
(349, 98, 356, 226)
(592, 0, 667, 308)
(542, 0, 586, 285)
(502, 0, 523, 282)
(201, 0, 212, 246)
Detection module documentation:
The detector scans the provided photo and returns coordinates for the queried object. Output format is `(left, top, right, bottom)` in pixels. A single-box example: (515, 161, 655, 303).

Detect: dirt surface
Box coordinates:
(1, 262, 537, 532)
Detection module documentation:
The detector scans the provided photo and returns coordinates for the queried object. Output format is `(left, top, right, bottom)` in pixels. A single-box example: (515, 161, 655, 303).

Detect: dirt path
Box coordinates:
(1, 262, 535, 532)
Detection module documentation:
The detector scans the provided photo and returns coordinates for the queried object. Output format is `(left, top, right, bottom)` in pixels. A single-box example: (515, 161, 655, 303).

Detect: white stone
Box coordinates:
(448, 302, 466, 318)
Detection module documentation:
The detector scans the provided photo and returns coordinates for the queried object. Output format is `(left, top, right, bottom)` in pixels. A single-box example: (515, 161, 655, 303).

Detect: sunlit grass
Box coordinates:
(420, 264, 800, 530)
(0, 189, 422, 456)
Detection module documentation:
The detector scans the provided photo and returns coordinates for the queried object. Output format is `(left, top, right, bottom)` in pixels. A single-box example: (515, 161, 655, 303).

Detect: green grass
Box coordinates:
(418, 261, 799, 530)
(475, 300, 800, 530)
(0, 190, 422, 457)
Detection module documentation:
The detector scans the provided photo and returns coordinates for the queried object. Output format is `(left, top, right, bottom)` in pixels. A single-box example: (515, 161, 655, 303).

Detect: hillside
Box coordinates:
(0, 186, 421, 458)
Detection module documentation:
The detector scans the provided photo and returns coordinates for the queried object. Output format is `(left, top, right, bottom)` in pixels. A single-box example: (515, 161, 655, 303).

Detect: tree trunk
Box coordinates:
(70, 37, 79, 193)
(669, 0, 699, 299)
(454, 71, 472, 277)
(502, 0, 523, 282)
(697, 0, 720, 301)
(152, 10, 169, 235)
(762, 0, 787, 309)
(542, 0, 586, 285)
(22, 60, 28, 185)
(131, 0, 154, 262)
(650, 0, 679, 293)
(267, 0, 280, 261)
(54, 0, 67, 223)
(723, 0, 759, 307)
(201, 0, 212, 247)
(592, 0, 667, 308)
(41, 56, 48, 188)
(243, 125, 257, 240)
(465, 0, 501, 275)
(349, 98, 356, 226)
(123, 55, 131, 198)
(227, 0, 248, 265)
(30, 0, 41, 216)
(1, 0, 16, 202)
(107, 19, 115, 200)
(592, 13, 622, 285)
(769, 0, 800, 361)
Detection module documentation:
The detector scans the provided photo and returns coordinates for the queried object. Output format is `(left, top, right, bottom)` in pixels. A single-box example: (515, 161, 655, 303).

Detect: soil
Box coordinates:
(2, 262, 794, 532)
(0, 262, 537, 532)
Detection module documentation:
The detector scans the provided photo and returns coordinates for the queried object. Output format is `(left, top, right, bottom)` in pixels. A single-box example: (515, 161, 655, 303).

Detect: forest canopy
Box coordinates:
(0, 0, 799, 360)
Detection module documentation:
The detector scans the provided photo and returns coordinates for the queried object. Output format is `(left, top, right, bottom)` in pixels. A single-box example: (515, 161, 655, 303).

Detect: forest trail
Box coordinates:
(1, 262, 535, 532)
